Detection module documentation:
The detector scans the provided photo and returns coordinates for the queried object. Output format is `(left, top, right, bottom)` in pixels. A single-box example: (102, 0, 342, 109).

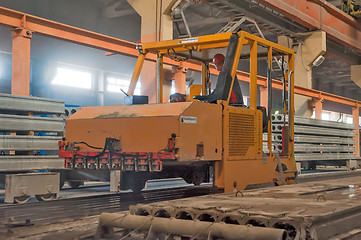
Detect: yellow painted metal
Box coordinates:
(65, 102, 222, 162)
(142, 31, 293, 54)
(129, 31, 296, 191)
(156, 54, 164, 103)
(128, 53, 146, 96)
(189, 85, 202, 101)
(267, 47, 273, 155)
(288, 53, 295, 165)
(68, 31, 296, 193)
(142, 33, 233, 52)
(249, 41, 258, 110)
(201, 62, 208, 95)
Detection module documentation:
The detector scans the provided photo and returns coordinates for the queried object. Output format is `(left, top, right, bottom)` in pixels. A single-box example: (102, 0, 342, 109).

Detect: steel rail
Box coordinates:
(0, 185, 217, 225)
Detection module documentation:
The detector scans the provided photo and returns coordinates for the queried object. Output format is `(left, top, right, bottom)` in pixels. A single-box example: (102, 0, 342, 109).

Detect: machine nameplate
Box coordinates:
(180, 116, 197, 124)
(178, 37, 198, 44)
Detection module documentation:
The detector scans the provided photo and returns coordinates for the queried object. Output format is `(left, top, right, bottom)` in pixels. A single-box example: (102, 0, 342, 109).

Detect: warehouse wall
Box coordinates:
(0, 0, 141, 106)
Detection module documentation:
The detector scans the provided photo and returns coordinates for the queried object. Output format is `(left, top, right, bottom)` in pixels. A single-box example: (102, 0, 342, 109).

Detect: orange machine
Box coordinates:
(60, 30, 296, 192)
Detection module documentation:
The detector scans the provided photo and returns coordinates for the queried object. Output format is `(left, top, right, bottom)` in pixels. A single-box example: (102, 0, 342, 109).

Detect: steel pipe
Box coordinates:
(98, 213, 286, 240)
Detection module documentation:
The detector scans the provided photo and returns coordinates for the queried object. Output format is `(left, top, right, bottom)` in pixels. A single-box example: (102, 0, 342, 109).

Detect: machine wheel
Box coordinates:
(14, 195, 30, 204)
(35, 193, 56, 201)
(68, 180, 83, 188)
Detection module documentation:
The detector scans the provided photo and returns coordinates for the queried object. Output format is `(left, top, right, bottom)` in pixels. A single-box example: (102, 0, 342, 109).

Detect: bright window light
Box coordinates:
(311, 110, 315, 119)
(171, 80, 176, 94)
(346, 116, 353, 124)
(52, 67, 92, 89)
(322, 112, 329, 121)
(107, 77, 141, 95)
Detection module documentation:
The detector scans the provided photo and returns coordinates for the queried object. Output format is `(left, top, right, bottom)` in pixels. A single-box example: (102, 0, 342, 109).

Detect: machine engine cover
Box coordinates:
(65, 102, 222, 162)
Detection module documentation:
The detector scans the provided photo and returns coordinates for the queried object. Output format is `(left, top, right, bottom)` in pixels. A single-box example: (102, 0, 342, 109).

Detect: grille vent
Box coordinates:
(228, 112, 255, 156)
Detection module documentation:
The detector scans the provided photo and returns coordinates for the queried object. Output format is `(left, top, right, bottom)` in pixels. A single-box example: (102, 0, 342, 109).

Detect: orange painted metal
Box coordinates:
(11, 28, 31, 96)
(65, 102, 223, 162)
(313, 98, 323, 120)
(253, 0, 361, 52)
(0, 6, 137, 56)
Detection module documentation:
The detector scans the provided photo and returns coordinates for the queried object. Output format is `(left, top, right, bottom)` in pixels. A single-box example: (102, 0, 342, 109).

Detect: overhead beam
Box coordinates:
(0, 6, 360, 109)
(252, 0, 361, 53)
(0, 6, 138, 56)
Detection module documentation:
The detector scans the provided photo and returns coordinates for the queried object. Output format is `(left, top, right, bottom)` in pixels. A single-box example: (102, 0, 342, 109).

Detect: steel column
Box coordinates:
(313, 98, 323, 120)
(249, 41, 258, 110)
(11, 28, 32, 96)
(201, 62, 208, 95)
(128, 53, 146, 96)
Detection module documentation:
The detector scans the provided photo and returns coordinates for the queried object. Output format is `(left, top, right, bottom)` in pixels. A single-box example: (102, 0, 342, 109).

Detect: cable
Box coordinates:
(167, 48, 192, 62)
(74, 141, 103, 150)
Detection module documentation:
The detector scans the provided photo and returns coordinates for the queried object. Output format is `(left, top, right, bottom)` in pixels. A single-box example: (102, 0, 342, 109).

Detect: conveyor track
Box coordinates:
(0, 185, 218, 226)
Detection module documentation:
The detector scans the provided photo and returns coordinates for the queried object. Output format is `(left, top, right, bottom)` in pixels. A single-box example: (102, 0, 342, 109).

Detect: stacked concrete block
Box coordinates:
(264, 114, 357, 170)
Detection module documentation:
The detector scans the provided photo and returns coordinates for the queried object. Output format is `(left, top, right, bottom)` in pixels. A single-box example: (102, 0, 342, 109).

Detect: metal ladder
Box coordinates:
(218, 15, 285, 78)
(173, 10, 192, 38)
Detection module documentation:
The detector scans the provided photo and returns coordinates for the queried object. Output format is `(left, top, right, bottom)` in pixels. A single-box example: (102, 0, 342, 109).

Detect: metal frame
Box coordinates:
(129, 30, 295, 165)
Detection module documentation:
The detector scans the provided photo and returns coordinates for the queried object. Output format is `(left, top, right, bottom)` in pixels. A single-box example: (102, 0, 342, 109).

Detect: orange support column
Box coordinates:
(353, 106, 360, 158)
(11, 28, 32, 96)
(260, 86, 268, 110)
(313, 98, 323, 120)
(173, 66, 186, 94)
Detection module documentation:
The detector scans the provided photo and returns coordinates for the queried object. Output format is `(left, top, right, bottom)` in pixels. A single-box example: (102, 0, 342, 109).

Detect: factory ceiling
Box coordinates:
(98, 0, 361, 101)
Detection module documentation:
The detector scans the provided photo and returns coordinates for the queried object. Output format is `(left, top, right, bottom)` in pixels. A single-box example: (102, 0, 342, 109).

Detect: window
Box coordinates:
(321, 112, 330, 121)
(171, 80, 176, 94)
(52, 67, 92, 89)
(107, 77, 141, 95)
(346, 116, 353, 124)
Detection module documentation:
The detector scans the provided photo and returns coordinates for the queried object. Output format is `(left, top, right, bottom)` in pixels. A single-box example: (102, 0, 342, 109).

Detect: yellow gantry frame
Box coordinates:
(128, 31, 295, 164)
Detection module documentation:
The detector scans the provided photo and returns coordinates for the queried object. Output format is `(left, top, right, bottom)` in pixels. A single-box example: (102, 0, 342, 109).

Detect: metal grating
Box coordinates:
(228, 112, 254, 156)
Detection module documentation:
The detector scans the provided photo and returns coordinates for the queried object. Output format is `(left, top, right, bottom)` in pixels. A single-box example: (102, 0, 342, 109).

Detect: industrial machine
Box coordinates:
(341, 0, 361, 18)
(59, 30, 296, 193)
